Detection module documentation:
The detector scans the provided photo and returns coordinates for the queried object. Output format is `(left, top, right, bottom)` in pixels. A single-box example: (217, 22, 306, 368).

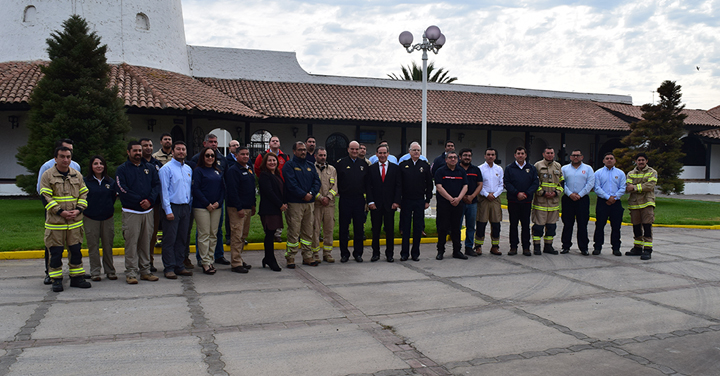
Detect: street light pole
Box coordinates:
(398, 26, 446, 157)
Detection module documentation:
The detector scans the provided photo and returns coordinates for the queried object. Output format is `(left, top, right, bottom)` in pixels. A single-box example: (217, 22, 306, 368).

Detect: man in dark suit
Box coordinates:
(366, 145, 401, 262)
(336, 141, 369, 262)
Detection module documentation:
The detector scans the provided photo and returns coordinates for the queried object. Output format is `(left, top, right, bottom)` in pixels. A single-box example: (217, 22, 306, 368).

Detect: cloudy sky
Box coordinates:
(182, 0, 719, 110)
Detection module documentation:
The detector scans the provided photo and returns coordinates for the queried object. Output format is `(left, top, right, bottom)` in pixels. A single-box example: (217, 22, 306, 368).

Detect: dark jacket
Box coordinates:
(365, 162, 401, 211)
(431, 152, 447, 177)
(258, 171, 285, 216)
(399, 159, 433, 203)
(192, 151, 228, 173)
(115, 159, 161, 211)
(192, 166, 225, 209)
(83, 175, 117, 221)
(282, 155, 321, 204)
(226, 163, 256, 210)
(504, 161, 540, 203)
(335, 156, 368, 198)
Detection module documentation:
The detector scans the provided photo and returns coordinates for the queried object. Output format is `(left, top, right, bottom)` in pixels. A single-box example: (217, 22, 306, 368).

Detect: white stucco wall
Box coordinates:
(1, 0, 189, 75)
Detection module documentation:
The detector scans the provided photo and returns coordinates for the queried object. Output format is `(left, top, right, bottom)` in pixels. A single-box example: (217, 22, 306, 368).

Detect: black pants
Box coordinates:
(370, 207, 395, 258)
(436, 200, 464, 253)
(561, 195, 590, 252)
(162, 203, 191, 274)
(339, 195, 366, 258)
(508, 202, 531, 249)
(400, 199, 425, 259)
(593, 198, 624, 251)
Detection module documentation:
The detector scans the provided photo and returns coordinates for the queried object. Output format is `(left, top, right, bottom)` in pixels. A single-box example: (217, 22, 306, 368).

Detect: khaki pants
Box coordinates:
(84, 217, 115, 276)
(228, 208, 252, 268)
(122, 211, 153, 278)
(312, 204, 335, 256)
(531, 208, 559, 225)
(285, 203, 314, 262)
(194, 208, 222, 266)
(477, 196, 502, 223)
(630, 206, 655, 224)
(44, 226, 83, 248)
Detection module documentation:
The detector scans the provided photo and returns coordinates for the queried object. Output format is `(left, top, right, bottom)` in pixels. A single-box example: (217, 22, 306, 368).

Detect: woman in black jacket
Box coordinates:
(83, 155, 117, 281)
(258, 152, 286, 271)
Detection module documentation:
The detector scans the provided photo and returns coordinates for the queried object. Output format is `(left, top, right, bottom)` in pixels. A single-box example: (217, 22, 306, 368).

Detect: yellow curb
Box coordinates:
(1, 238, 441, 260)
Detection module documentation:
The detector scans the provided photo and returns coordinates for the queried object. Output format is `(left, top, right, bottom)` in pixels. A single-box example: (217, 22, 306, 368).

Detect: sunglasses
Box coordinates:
(204, 154, 215, 158)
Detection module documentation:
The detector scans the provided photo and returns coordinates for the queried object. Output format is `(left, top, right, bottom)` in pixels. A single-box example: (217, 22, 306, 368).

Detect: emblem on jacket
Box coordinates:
(360, 166, 364, 171)
(144, 169, 149, 174)
(105, 184, 110, 189)
(525, 169, 530, 173)
(419, 167, 424, 172)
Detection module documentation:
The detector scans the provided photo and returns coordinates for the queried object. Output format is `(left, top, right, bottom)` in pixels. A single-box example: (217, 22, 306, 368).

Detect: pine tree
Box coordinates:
(15, 15, 130, 194)
(614, 80, 686, 194)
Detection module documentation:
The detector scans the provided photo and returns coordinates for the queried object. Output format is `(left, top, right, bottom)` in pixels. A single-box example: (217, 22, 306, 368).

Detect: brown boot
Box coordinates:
(313, 252, 322, 264)
(490, 246, 502, 255)
(508, 248, 518, 256)
(183, 258, 195, 269)
(323, 254, 335, 263)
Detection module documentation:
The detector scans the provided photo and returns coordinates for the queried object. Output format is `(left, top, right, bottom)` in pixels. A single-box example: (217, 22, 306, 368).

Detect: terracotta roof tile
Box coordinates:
(595, 102, 720, 127)
(0, 61, 44, 104)
(199, 79, 633, 131)
(697, 128, 720, 140)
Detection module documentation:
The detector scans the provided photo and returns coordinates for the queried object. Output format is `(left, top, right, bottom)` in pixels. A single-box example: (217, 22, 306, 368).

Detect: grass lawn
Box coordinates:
(1, 193, 717, 251)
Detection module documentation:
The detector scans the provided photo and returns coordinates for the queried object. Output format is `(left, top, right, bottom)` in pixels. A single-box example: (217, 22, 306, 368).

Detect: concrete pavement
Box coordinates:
(1, 222, 719, 375)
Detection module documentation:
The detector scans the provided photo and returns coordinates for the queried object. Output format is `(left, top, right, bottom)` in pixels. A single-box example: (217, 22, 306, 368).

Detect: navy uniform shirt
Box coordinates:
(462, 164, 482, 204)
(335, 156, 368, 198)
(399, 159, 433, 203)
(434, 165, 468, 204)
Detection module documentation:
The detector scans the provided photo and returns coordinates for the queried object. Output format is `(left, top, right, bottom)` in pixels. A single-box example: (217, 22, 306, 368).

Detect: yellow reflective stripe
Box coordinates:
(532, 205, 560, 211)
(556, 186, 564, 192)
(532, 236, 542, 241)
(323, 245, 333, 251)
(299, 239, 312, 246)
(648, 178, 658, 182)
(45, 223, 68, 230)
(315, 192, 322, 199)
(491, 240, 500, 245)
(628, 202, 656, 209)
(312, 246, 321, 252)
(626, 178, 633, 183)
(634, 240, 643, 245)
(544, 236, 553, 241)
(329, 178, 335, 183)
(39, 188, 53, 195)
(48, 270, 63, 278)
(643, 242, 653, 247)
(286, 242, 299, 248)
(636, 184, 642, 192)
(45, 201, 58, 210)
(474, 238, 484, 245)
(77, 199, 88, 206)
(68, 221, 83, 229)
(79, 186, 88, 194)
(537, 186, 543, 192)
(329, 189, 336, 196)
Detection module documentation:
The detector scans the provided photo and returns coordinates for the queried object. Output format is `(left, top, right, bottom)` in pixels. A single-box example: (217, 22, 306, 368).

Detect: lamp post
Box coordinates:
(398, 25, 446, 157)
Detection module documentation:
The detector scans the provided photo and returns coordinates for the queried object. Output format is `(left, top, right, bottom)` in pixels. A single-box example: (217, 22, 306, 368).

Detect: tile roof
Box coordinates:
(595, 102, 720, 127)
(198, 78, 633, 131)
(708, 105, 720, 121)
(697, 128, 720, 140)
(0, 61, 43, 104)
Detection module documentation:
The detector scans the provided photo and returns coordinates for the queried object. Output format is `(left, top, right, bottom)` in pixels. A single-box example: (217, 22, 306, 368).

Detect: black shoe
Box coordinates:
(625, 247, 643, 256)
(354, 256, 363, 263)
(370, 254, 380, 262)
(640, 250, 652, 260)
(44, 275, 52, 285)
(340, 255, 349, 263)
(150, 264, 158, 273)
(231, 266, 248, 273)
(592, 249, 601, 255)
(261, 258, 282, 272)
(465, 247, 478, 257)
(436, 252, 444, 260)
(580, 250, 589, 256)
(613, 250, 622, 256)
(215, 257, 231, 265)
(543, 247, 558, 255)
(453, 252, 469, 260)
(533, 246, 542, 255)
(560, 248, 570, 254)
(52, 278, 63, 292)
(83, 274, 92, 279)
(243, 262, 252, 270)
(411, 256, 420, 261)
(523, 249, 532, 256)
(387, 257, 394, 263)
(70, 276, 91, 289)
(400, 256, 408, 261)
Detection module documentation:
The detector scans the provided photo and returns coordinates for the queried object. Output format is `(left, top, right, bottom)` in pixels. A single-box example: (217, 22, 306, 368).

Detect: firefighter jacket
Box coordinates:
(39, 165, 88, 231)
(532, 159, 563, 211)
(627, 165, 657, 209)
(314, 162, 338, 207)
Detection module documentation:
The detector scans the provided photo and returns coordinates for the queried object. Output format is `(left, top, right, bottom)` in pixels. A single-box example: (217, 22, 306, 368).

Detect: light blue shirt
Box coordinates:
(37, 158, 81, 193)
(561, 163, 595, 197)
(594, 166, 626, 200)
(159, 158, 192, 214)
(369, 154, 398, 165)
(398, 153, 428, 163)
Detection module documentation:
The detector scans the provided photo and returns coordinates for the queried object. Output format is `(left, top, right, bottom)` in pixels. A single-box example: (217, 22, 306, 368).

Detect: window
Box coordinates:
(325, 133, 349, 163)
(250, 130, 272, 161)
(135, 13, 150, 31)
(23, 6, 36, 23)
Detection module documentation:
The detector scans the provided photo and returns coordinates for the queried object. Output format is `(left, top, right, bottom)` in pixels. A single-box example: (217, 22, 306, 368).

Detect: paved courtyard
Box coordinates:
(1, 222, 719, 376)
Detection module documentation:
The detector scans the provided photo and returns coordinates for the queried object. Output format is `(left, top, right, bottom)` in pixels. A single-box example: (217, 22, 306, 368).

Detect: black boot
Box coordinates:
(640, 249, 652, 260)
(625, 247, 643, 256)
(70, 276, 91, 289)
(52, 278, 63, 292)
(464, 246, 478, 257)
(543, 244, 558, 255)
(533, 244, 542, 255)
(262, 249, 282, 272)
(452, 251, 469, 260)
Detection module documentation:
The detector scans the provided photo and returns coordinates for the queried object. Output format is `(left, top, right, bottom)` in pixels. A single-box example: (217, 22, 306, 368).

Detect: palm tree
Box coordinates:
(387, 61, 457, 83)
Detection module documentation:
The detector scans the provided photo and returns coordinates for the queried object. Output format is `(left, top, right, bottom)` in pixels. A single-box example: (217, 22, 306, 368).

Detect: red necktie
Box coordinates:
(381, 163, 386, 182)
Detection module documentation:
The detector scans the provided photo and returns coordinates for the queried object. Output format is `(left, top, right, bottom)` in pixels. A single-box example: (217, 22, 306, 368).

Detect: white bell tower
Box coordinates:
(0, 0, 190, 75)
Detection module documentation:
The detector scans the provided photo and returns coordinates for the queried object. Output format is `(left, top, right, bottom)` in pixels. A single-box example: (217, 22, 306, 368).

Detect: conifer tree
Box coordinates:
(16, 15, 130, 194)
(614, 80, 686, 194)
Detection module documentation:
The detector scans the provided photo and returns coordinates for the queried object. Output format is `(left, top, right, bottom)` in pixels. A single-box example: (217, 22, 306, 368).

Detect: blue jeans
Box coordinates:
(462, 202, 477, 248)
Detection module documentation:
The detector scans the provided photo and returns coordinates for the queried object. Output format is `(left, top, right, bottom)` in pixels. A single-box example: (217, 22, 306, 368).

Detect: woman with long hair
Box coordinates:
(192, 147, 225, 274)
(83, 155, 117, 281)
(258, 152, 286, 271)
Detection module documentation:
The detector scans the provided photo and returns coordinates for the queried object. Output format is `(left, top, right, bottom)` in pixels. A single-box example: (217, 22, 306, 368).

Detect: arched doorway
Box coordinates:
(208, 128, 233, 157)
(326, 133, 349, 163)
(170, 125, 184, 143)
(250, 130, 272, 161)
(505, 137, 524, 167)
(531, 137, 548, 164)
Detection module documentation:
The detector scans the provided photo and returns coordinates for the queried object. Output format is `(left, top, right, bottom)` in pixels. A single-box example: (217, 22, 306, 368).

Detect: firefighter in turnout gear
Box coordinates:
(312, 147, 338, 263)
(39, 146, 92, 292)
(625, 153, 657, 260)
(531, 147, 563, 255)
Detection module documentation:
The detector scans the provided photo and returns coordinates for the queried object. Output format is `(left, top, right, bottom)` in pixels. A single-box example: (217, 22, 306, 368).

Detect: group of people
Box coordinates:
(38, 134, 658, 293)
